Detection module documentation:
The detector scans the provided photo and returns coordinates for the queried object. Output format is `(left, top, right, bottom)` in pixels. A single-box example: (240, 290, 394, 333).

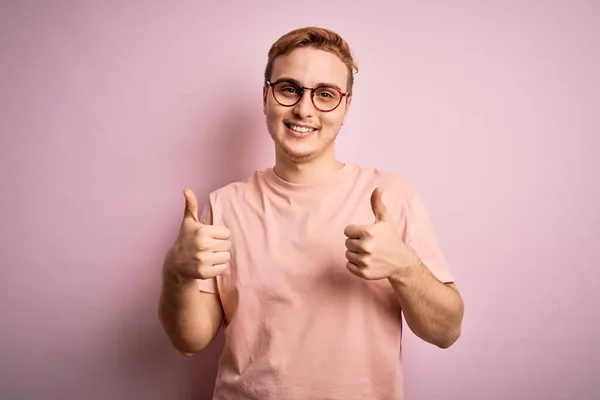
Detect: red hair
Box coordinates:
(264, 27, 359, 93)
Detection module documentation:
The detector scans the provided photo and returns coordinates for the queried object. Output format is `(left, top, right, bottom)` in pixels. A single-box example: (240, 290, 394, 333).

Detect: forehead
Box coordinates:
(270, 47, 349, 90)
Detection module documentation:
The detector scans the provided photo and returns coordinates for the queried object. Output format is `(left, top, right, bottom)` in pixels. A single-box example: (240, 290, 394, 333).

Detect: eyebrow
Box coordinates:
(272, 77, 344, 92)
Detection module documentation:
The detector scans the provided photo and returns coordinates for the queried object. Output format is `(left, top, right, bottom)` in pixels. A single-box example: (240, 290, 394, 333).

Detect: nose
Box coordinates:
(292, 90, 315, 118)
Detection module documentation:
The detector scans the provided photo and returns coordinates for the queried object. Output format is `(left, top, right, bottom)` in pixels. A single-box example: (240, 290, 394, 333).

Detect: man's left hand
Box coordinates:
(344, 188, 420, 280)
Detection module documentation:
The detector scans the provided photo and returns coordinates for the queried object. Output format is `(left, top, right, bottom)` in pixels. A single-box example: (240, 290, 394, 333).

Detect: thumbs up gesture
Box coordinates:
(343, 188, 419, 280)
(164, 188, 231, 282)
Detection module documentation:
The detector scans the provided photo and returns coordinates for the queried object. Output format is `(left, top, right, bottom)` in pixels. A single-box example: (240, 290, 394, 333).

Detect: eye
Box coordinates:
(275, 83, 301, 95)
(315, 88, 338, 100)
(281, 86, 298, 93)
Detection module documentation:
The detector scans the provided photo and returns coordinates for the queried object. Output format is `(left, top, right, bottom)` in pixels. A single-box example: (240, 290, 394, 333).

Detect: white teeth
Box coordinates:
(289, 124, 315, 133)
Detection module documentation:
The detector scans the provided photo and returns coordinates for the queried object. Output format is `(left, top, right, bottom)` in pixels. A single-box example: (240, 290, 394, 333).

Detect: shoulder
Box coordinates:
(207, 169, 269, 204)
(352, 164, 438, 238)
(351, 163, 420, 204)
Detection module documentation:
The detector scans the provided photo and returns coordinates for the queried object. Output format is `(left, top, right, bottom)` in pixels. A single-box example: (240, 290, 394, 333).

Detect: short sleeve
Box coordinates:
(197, 197, 219, 294)
(405, 190, 454, 283)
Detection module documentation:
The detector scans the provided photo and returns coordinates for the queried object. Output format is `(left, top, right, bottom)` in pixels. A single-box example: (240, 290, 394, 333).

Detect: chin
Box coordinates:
(278, 142, 318, 161)
(268, 123, 335, 162)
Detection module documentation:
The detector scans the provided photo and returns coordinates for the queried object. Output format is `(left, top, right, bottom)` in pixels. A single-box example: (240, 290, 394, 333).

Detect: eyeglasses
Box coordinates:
(265, 80, 350, 112)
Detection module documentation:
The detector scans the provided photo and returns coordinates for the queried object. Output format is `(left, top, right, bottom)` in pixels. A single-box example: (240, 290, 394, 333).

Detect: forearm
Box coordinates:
(158, 267, 223, 355)
(388, 260, 464, 348)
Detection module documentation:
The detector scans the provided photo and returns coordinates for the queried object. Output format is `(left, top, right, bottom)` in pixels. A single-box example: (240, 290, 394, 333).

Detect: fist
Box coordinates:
(164, 188, 231, 282)
(344, 187, 418, 280)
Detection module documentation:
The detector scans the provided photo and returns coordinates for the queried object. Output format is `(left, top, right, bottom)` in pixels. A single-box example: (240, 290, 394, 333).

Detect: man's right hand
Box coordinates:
(164, 188, 231, 282)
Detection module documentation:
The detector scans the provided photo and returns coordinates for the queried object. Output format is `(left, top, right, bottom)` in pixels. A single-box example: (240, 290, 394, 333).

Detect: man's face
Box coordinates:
(263, 47, 352, 163)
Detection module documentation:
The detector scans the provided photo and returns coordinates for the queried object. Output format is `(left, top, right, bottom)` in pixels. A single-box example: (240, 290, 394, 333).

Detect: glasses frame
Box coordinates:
(265, 80, 350, 112)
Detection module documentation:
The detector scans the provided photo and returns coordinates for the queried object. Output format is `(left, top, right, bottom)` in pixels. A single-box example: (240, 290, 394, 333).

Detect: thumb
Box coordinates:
(182, 188, 199, 223)
(370, 187, 391, 223)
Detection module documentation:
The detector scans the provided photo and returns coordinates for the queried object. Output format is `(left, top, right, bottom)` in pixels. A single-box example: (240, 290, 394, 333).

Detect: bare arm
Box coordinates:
(158, 250, 224, 356)
(345, 188, 464, 348)
(158, 189, 231, 356)
(389, 260, 464, 348)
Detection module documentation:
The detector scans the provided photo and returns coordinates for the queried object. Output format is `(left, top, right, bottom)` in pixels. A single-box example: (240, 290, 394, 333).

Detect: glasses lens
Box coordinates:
(313, 87, 342, 111)
(273, 82, 302, 106)
(271, 82, 343, 111)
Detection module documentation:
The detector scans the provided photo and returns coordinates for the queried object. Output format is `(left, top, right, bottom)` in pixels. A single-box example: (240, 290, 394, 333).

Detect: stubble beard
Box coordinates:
(274, 128, 339, 162)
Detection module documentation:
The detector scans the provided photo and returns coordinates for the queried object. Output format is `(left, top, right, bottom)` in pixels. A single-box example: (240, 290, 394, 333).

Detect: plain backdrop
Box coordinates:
(1, 1, 598, 399)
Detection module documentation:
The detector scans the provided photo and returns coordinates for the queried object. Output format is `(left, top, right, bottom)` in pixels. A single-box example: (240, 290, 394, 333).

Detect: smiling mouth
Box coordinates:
(285, 122, 317, 133)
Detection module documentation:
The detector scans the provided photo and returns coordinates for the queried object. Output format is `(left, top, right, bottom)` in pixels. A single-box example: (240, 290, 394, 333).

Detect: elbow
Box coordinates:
(435, 327, 462, 349)
(436, 337, 458, 349)
(437, 299, 464, 349)
(177, 349, 199, 357)
(158, 315, 208, 357)
(177, 348, 196, 357)
(170, 338, 208, 357)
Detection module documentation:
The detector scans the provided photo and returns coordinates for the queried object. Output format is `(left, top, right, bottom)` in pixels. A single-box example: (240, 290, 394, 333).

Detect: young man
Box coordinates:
(159, 27, 464, 400)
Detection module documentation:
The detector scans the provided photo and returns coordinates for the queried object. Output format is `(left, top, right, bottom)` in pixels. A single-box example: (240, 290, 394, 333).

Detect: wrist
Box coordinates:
(389, 257, 425, 285)
(162, 248, 194, 288)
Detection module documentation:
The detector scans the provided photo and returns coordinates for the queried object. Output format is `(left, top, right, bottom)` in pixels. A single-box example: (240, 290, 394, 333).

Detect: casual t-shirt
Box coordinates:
(197, 163, 453, 400)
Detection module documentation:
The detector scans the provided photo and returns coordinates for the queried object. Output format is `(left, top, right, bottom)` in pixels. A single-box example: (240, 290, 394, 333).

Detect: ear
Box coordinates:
(262, 85, 268, 116)
(341, 95, 353, 126)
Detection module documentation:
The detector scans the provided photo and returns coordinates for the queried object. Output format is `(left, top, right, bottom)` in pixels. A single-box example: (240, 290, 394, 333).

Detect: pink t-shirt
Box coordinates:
(197, 163, 453, 400)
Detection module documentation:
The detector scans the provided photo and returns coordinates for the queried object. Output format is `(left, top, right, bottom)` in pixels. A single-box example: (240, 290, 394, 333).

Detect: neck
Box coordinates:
(274, 153, 344, 184)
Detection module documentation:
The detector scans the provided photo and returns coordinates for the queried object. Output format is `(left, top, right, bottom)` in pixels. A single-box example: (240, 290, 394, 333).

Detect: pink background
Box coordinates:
(1, 1, 598, 399)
